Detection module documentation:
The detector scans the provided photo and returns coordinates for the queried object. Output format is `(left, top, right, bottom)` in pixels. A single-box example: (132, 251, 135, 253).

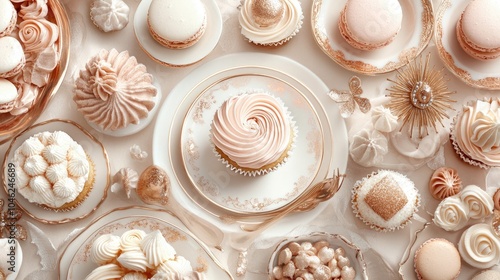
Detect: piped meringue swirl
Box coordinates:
(433, 196, 469, 231)
(90, 234, 121, 265)
(210, 92, 292, 170)
(459, 223, 500, 269)
(460, 185, 494, 220)
(453, 98, 500, 167)
(429, 167, 462, 200)
(140, 230, 176, 267)
(239, 0, 303, 45)
(74, 49, 157, 131)
(18, 0, 49, 20)
(84, 263, 125, 280)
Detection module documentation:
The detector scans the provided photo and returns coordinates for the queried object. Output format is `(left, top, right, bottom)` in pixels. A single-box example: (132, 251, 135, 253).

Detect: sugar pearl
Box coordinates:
(341, 266, 356, 280)
(278, 247, 292, 265)
(335, 247, 346, 258)
(314, 240, 330, 252)
(282, 261, 295, 278)
(313, 265, 332, 280)
(338, 255, 351, 268)
(272, 266, 283, 278)
(301, 242, 313, 251)
(289, 242, 301, 255)
(318, 247, 335, 264)
(331, 267, 341, 278)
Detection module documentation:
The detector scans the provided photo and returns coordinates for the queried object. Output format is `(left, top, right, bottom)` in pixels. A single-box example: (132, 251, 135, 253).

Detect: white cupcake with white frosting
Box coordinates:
(11, 131, 94, 211)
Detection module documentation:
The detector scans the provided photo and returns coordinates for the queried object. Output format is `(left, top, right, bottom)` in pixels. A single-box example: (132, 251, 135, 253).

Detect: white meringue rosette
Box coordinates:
(90, 0, 130, 32)
(459, 223, 500, 269)
(210, 91, 297, 176)
(349, 128, 388, 168)
(433, 185, 494, 231)
(371, 105, 398, 133)
(85, 229, 206, 279)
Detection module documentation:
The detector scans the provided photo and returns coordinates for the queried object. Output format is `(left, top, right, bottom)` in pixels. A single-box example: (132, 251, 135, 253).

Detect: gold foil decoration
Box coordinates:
(364, 175, 407, 221)
(136, 165, 170, 206)
(251, 0, 284, 27)
(386, 53, 456, 138)
(328, 76, 371, 118)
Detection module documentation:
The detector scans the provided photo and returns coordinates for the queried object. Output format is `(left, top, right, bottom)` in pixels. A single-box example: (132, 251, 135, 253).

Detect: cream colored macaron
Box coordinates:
(0, 78, 18, 113)
(0, 0, 17, 38)
(414, 238, 461, 280)
(0, 37, 26, 78)
(339, 0, 403, 50)
(456, 0, 500, 60)
(147, 0, 207, 49)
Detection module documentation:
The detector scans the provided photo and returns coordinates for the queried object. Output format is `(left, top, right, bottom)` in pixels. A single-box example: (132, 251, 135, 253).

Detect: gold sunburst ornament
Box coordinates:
(386, 53, 456, 138)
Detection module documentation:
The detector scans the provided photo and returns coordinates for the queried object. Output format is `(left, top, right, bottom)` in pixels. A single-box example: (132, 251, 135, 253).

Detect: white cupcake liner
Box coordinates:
(242, 15, 304, 47)
(351, 170, 421, 232)
(210, 92, 298, 176)
(449, 98, 496, 169)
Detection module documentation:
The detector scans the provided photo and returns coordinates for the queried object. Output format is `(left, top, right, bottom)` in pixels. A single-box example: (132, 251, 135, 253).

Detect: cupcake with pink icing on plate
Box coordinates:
(210, 91, 296, 176)
(74, 49, 161, 137)
(450, 98, 500, 168)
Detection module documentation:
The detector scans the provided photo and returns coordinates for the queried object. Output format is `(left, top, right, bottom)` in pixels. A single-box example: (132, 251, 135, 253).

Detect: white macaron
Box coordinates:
(0, 0, 17, 37)
(0, 78, 18, 113)
(0, 37, 26, 78)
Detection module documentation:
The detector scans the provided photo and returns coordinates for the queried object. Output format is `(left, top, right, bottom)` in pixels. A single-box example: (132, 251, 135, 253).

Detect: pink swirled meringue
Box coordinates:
(18, 18, 59, 58)
(74, 49, 157, 131)
(18, 0, 49, 20)
(210, 92, 295, 175)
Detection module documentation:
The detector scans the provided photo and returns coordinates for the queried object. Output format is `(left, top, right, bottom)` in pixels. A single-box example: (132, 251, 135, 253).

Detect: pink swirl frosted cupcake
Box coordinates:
(210, 92, 296, 176)
(450, 98, 500, 168)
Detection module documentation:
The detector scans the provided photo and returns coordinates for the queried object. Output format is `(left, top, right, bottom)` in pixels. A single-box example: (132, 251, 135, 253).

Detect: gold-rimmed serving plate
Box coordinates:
(180, 73, 327, 215)
(153, 53, 348, 232)
(0, 0, 70, 144)
(2, 119, 110, 224)
(58, 206, 233, 280)
(311, 0, 434, 75)
(435, 0, 500, 90)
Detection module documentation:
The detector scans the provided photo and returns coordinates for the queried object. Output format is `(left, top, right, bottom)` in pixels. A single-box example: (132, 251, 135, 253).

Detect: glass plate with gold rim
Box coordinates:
(0, 0, 70, 144)
(435, 0, 500, 90)
(153, 53, 347, 233)
(180, 73, 327, 215)
(58, 206, 233, 280)
(2, 119, 110, 224)
(133, 0, 222, 67)
(311, 0, 433, 75)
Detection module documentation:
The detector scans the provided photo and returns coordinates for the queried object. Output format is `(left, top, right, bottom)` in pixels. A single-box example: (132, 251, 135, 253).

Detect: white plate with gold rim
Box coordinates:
(2, 119, 110, 224)
(153, 53, 347, 232)
(180, 74, 327, 215)
(311, 0, 434, 75)
(435, 0, 500, 90)
(58, 206, 233, 280)
(133, 0, 222, 67)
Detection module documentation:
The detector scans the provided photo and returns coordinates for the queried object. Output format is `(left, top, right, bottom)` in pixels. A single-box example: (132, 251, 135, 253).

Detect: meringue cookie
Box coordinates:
(349, 128, 388, 167)
(429, 167, 462, 200)
(140, 230, 176, 267)
(459, 223, 500, 269)
(371, 105, 398, 133)
(460, 185, 494, 220)
(84, 263, 125, 280)
(433, 196, 469, 231)
(90, 234, 121, 265)
(90, 0, 130, 32)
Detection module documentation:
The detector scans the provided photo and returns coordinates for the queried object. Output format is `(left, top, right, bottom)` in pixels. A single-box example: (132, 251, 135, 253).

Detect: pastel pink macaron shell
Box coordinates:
(461, 0, 500, 51)
(344, 0, 402, 46)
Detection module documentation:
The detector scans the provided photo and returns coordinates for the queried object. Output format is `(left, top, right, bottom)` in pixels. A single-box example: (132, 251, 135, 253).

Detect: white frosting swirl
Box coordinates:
(150, 272, 182, 280)
(459, 223, 500, 269)
(90, 234, 121, 265)
(120, 229, 146, 252)
(140, 230, 176, 267)
(349, 128, 388, 167)
(239, 0, 303, 45)
(12, 131, 90, 208)
(122, 272, 148, 280)
(116, 250, 151, 272)
(371, 105, 398, 133)
(210, 93, 292, 170)
(74, 49, 157, 131)
(454, 98, 500, 166)
(90, 0, 130, 32)
(433, 196, 469, 231)
(460, 185, 494, 220)
(84, 263, 124, 280)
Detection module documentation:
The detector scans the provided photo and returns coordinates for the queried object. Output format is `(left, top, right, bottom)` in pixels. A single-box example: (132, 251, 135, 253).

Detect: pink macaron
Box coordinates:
(456, 0, 500, 60)
(339, 0, 403, 51)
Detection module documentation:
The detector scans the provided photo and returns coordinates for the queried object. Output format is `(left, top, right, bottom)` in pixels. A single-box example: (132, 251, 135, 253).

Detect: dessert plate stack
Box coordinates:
(153, 53, 348, 232)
